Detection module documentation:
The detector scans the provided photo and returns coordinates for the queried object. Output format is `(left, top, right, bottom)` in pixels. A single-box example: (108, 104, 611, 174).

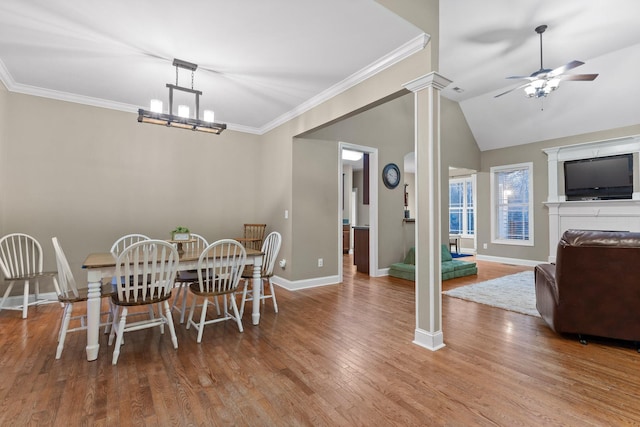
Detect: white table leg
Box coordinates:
(86, 270, 102, 361)
(251, 257, 262, 325)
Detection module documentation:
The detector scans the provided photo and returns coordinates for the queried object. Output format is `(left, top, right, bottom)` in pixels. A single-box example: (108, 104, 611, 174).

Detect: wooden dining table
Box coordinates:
(82, 246, 263, 361)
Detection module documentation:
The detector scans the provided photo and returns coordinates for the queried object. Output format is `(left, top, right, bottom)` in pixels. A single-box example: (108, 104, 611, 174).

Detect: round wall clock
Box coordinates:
(382, 163, 401, 189)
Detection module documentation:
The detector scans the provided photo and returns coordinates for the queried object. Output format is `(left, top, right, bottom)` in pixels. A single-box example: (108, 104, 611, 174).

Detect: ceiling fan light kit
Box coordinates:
(137, 58, 227, 135)
(495, 24, 598, 99)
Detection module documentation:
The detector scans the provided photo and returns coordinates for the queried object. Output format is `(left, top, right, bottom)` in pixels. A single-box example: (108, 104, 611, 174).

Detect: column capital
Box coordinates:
(403, 72, 452, 93)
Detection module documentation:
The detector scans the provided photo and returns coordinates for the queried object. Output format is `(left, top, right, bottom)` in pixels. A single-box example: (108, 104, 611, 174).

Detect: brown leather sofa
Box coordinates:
(535, 229, 640, 345)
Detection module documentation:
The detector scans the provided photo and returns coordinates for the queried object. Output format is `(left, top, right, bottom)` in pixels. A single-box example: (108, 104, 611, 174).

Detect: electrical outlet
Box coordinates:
(483, 243, 488, 249)
(318, 258, 323, 267)
(284, 210, 289, 219)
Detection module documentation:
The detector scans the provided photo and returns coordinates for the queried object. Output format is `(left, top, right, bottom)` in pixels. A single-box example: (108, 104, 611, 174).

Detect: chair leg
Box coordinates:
(157, 303, 165, 334)
(230, 295, 243, 333)
(186, 296, 195, 330)
(56, 303, 73, 359)
(163, 300, 178, 349)
(112, 307, 128, 365)
(0, 282, 15, 313)
(180, 286, 189, 324)
(269, 278, 278, 313)
(197, 298, 209, 343)
(22, 280, 30, 319)
(34, 279, 40, 302)
(213, 295, 221, 316)
(171, 283, 184, 321)
(108, 306, 121, 346)
(103, 300, 114, 334)
(239, 281, 249, 318)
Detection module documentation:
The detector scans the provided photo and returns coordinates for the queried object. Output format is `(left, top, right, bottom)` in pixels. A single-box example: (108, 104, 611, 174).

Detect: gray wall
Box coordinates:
(292, 138, 339, 279)
(302, 93, 415, 269)
(0, 83, 6, 238)
(0, 89, 262, 285)
(440, 98, 481, 244)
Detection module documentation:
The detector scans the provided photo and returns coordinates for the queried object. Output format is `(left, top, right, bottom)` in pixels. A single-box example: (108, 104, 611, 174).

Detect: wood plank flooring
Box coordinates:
(1, 256, 639, 426)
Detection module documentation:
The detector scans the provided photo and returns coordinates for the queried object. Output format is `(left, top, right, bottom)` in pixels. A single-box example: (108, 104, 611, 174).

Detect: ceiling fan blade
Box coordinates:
(494, 82, 531, 98)
(548, 60, 584, 77)
(506, 75, 537, 81)
(561, 73, 599, 81)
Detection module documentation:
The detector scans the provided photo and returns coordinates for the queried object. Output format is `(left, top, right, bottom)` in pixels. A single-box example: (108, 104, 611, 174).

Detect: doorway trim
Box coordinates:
(338, 142, 378, 282)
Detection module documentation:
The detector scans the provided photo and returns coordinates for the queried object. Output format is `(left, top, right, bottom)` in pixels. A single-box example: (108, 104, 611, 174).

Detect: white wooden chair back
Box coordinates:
(197, 239, 246, 295)
(51, 237, 78, 299)
(260, 231, 282, 278)
(0, 233, 44, 279)
(110, 234, 150, 257)
(183, 233, 208, 254)
(114, 240, 178, 304)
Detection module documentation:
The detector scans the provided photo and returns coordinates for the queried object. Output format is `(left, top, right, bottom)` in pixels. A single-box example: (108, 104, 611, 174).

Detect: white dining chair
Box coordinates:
(110, 233, 156, 319)
(186, 239, 246, 343)
(51, 237, 114, 359)
(0, 233, 58, 318)
(109, 240, 179, 365)
(240, 231, 282, 317)
(171, 233, 209, 323)
(110, 233, 151, 256)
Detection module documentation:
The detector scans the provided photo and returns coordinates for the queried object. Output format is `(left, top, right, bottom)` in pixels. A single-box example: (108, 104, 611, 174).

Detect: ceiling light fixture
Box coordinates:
(342, 149, 363, 161)
(137, 58, 226, 134)
(495, 25, 598, 100)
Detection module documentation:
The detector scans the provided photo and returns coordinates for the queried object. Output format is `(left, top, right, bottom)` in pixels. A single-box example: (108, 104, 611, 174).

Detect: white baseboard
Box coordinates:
(377, 267, 390, 277)
(475, 254, 542, 267)
(272, 275, 340, 291)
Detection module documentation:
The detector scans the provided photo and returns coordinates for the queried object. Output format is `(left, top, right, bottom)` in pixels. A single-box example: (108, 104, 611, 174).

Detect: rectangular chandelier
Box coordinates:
(137, 58, 227, 134)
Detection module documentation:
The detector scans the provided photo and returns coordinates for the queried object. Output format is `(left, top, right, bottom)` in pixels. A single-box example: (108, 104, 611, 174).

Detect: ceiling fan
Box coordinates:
(495, 24, 598, 98)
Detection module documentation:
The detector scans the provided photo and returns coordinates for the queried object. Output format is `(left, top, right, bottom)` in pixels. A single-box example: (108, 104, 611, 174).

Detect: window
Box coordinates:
(490, 163, 533, 245)
(449, 176, 475, 236)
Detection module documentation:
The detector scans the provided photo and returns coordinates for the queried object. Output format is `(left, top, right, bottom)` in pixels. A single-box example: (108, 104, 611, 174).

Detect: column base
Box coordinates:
(413, 328, 445, 351)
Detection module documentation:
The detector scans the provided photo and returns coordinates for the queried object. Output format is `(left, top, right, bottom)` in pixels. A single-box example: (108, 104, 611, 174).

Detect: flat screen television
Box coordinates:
(564, 153, 633, 201)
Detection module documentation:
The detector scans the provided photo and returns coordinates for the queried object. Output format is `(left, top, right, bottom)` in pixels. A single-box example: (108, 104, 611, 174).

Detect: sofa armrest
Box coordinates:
(534, 263, 560, 330)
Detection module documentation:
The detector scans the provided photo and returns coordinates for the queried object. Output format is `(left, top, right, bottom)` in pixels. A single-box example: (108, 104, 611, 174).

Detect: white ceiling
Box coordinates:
(1, 1, 639, 150)
(0, 0, 423, 134)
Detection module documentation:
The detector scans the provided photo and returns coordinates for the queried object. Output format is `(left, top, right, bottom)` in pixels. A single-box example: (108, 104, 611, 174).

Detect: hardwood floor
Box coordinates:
(1, 256, 639, 426)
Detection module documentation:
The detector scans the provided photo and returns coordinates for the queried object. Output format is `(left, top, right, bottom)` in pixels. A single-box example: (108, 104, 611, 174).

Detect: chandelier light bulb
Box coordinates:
(203, 110, 215, 123)
(178, 105, 190, 118)
(150, 99, 163, 113)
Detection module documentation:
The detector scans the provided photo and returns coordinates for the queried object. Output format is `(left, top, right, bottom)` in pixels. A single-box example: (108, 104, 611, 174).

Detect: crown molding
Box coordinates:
(0, 58, 140, 112)
(259, 33, 429, 135)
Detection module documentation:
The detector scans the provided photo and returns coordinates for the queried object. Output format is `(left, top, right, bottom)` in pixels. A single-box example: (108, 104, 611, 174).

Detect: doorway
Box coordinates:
(339, 142, 378, 282)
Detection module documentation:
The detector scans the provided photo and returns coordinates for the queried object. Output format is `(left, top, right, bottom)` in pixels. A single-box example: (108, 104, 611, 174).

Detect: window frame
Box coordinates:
(490, 162, 534, 246)
(448, 175, 476, 238)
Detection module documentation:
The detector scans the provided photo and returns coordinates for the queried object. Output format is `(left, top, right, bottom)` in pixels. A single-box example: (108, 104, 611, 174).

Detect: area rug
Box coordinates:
(443, 270, 540, 317)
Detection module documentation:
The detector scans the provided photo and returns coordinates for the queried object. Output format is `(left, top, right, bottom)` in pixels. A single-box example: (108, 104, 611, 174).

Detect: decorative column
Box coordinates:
(403, 72, 451, 351)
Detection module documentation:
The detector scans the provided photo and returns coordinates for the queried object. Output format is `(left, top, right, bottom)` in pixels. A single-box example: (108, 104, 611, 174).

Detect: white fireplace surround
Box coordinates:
(543, 135, 640, 262)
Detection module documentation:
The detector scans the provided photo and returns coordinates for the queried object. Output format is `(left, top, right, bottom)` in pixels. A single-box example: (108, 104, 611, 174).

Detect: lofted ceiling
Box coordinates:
(1, 1, 639, 151)
(439, 0, 640, 151)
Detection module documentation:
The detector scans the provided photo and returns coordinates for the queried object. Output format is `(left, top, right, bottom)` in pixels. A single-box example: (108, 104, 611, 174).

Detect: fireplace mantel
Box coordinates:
(544, 135, 640, 262)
